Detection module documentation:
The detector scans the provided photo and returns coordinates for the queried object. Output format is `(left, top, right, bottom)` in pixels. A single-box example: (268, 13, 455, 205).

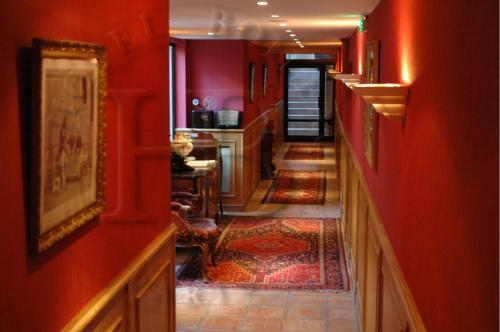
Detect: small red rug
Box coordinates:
(261, 170, 326, 205)
(176, 216, 349, 290)
(284, 144, 325, 160)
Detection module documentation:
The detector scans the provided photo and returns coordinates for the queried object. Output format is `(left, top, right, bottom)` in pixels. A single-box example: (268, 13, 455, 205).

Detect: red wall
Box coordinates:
(172, 38, 187, 128)
(175, 40, 284, 127)
(0, 0, 171, 330)
(338, 0, 498, 331)
(243, 42, 284, 126)
(185, 40, 245, 126)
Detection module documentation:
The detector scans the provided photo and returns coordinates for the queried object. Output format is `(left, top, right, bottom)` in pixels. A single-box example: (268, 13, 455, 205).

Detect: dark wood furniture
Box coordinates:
(172, 160, 221, 223)
(171, 201, 220, 279)
(172, 130, 223, 222)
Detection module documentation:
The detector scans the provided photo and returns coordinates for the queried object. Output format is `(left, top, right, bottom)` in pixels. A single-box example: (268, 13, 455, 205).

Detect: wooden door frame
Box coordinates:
(284, 61, 335, 142)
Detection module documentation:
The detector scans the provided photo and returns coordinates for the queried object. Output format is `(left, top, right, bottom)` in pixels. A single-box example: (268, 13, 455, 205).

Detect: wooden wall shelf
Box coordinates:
(333, 73, 362, 88)
(350, 84, 409, 120)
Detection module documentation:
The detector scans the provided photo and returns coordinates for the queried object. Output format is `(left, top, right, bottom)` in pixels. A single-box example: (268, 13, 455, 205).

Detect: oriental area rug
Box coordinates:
(284, 144, 325, 160)
(176, 216, 349, 291)
(261, 170, 326, 205)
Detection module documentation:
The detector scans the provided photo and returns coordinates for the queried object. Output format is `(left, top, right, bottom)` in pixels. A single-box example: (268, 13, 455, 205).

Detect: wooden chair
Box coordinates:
(171, 201, 221, 279)
(172, 191, 202, 217)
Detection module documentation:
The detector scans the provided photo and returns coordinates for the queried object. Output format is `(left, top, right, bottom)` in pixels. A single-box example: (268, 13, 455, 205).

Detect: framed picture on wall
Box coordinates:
(29, 38, 107, 254)
(262, 64, 268, 97)
(249, 63, 255, 102)
(364, 40, 380, 169)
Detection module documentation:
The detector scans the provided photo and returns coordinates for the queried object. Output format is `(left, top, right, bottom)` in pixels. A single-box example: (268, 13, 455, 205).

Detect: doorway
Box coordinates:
(284, 62, 335, 141)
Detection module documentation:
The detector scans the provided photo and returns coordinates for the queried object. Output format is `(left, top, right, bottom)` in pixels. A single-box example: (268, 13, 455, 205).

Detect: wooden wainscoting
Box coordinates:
(177, 101, 283, 211)
(336, 111, 426, 332)
(242, 102, 284, 207)
(63, 224, 176, 332)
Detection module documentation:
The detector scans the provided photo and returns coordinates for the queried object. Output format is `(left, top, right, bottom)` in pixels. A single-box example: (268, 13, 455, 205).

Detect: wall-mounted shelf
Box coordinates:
(333, 74, 361, 88)
(350, 84, 409, 120)
(327, 69, 340, 78)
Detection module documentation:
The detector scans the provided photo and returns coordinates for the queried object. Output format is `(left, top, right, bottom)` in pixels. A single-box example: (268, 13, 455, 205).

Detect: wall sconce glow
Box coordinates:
(257, 1, 268, 6)
(399, 0, 415, 84)
(401, 42, 413, 83)
(279, 23, 287, 27)
(207, 32, 214, 35)
(401, 63, 411, 83)
(350, 84, 410, 120)
(271, 14, 280, 18)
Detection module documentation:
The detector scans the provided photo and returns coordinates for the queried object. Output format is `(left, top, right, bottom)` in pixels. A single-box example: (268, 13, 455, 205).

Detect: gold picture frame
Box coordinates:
(364, 40, 380, 168)
(249, 63, 255, 102)
(262, 64, 268, 97)
(30, 38, 107, 253)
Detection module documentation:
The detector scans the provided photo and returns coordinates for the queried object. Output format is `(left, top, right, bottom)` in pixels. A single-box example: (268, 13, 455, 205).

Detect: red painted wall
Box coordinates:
(185, 40, 245, 126)
(0, 0, 171, 331)
(172, 38, 187, 128)
(175, 40, 284, 127)
(338, 0, 498, 331)
(244, 42, 284, 126)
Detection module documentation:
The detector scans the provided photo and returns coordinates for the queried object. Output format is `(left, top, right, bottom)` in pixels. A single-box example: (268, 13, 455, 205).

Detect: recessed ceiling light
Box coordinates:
(257, 1, 268, 6)
(271, 14, 280, 18)
(208, 32, 214, 35)
(300, 45, 305, 48)
(293, 38, 298, 41)
(279, 23, 287, 27)
(285, 29, 292, 33)
(290, 34, 296, 37)
(295, 40, 301, 44)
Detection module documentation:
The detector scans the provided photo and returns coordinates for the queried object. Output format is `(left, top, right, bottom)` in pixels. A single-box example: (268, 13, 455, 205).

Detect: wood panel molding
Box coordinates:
(63, 223, 176, 332)
(335, 106, 426, 332)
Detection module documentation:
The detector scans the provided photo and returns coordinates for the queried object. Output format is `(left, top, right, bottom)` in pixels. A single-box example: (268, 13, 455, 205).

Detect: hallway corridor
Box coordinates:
(176, 143, 360, 332)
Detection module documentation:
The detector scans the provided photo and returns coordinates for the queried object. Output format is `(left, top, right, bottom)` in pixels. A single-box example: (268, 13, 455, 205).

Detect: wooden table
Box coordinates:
(172, 160, 221, 222)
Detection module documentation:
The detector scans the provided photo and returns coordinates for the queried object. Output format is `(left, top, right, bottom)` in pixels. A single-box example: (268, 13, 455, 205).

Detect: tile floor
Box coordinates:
(176, 142, 360, 332)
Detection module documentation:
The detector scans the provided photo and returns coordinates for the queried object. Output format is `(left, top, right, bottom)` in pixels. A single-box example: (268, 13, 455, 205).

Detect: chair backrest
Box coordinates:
(172, 191, 201, 216)
(171, 202, 194, 243)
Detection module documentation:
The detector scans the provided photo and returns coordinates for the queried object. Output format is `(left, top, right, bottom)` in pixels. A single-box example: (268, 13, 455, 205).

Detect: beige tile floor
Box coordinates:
(176, 142, 360, 332)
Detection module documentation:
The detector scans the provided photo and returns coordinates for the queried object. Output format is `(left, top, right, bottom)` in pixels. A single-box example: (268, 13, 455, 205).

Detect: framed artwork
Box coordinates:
(364, 40, 380, 169)
(249, 63, 255, 102)
(262, 64, 268, 97)
(30, 38, 107, 253)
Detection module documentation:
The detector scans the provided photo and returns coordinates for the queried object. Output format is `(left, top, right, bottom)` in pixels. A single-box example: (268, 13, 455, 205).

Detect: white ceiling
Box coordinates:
(170, 0, 380, 45)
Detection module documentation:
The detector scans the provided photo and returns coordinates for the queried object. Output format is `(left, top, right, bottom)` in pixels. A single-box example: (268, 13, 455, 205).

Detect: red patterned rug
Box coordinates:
(176, 217, 349, 290)
(261, 170, 326, 205)
(284, 144, 325, 160)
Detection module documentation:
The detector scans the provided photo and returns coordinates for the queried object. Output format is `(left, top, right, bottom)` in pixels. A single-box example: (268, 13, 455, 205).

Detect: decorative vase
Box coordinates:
(171, 133, 194, 172)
